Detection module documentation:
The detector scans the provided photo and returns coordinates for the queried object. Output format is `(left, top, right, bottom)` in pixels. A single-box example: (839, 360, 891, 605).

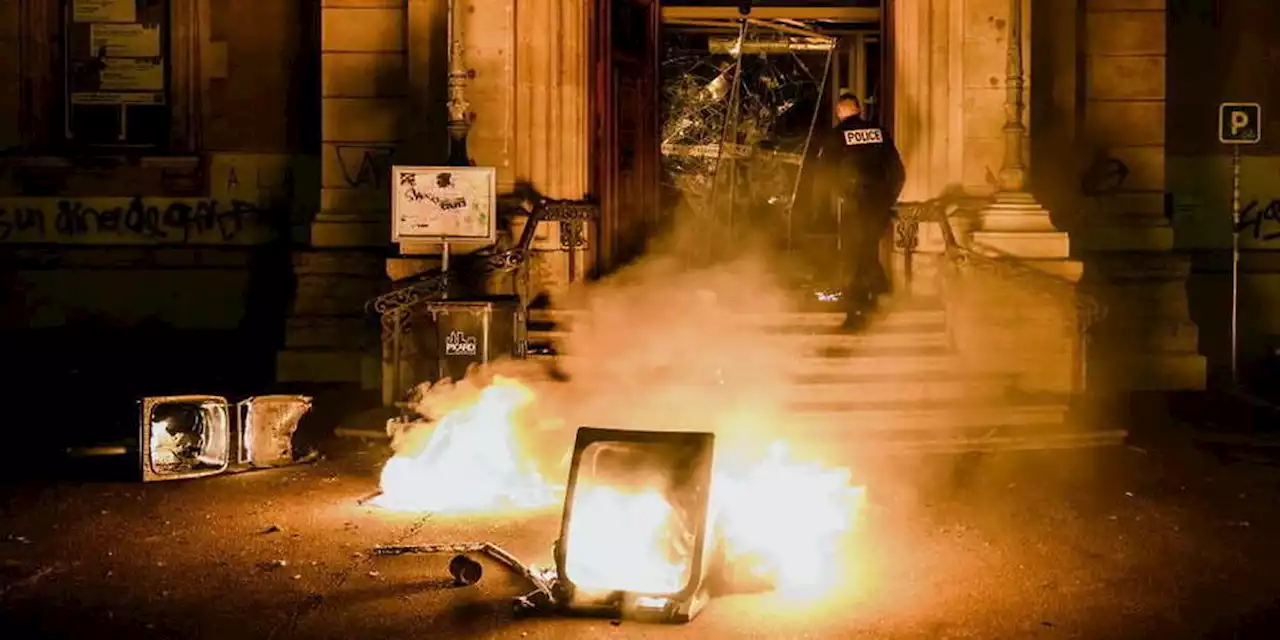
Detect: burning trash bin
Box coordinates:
(553, 427, 718, 622)
(374, 427, 719, 623)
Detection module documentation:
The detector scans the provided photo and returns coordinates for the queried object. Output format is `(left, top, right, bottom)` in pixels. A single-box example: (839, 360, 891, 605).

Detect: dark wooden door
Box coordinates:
(592, 0, 661, 275)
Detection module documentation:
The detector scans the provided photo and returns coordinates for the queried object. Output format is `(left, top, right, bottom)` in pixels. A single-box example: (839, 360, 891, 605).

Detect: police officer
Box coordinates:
(802, 91, 905, 331)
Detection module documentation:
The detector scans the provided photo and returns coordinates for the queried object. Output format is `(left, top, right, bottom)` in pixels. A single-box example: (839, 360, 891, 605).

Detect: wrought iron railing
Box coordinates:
(894, 196, 1106, 394)
(365, 187, 598, 402)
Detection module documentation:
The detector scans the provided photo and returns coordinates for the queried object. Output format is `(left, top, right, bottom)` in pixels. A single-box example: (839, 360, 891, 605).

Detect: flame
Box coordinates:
(373, 376, 560, 513)
(149, 418, 181, 466)
(374, 374, 867, 600)
(712, 442, 868, 597)
(563, 485, 695, 594)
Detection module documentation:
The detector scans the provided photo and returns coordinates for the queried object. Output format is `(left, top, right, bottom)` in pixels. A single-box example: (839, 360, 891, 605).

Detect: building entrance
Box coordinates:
(593, 1, 887, 291)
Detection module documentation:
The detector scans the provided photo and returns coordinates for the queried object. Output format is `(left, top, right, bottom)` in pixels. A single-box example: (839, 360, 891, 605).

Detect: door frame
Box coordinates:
(588, 1, 894, 276)
(589, 0, 662, 278)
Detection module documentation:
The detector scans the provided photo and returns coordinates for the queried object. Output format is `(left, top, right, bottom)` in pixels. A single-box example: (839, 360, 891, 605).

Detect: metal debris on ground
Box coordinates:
(372, 542, 559, 613)
(355, 491, 384, 506)
(261, 525, 283, 535)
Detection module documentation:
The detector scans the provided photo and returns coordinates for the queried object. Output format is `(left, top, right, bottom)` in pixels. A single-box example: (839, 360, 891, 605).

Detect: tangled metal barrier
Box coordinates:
(365, 186, 599, 401)
(893, 195, 1107, 394)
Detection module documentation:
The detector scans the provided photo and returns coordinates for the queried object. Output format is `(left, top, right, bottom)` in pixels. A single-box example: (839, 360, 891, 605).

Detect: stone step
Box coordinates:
(861, 429, 1127, 455)
(276, 347, 378, 386)
(527, 323, 950, 354)
(535, 372, 1010, 407)
(284, 316, 373, 349)
(338, 391, 1113, 453)
(786, 401, 1070, 431)
(785, 372, 1011, 404)
(534, 347, 968, 377)
(335, 424, 1126, 455)
(527, 307, 947, 331)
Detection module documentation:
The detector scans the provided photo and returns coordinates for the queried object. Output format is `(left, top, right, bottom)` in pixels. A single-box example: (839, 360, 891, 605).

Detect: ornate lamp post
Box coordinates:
(997, 0, 1028, 194)
(980, 0, 1054, 229)
(446, 0, 475, 167)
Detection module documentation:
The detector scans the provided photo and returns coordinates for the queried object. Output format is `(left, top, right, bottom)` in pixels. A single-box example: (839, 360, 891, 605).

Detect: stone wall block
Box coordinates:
(1085, 101, 1166, 146)
(1085, 11, 1166, 56)
(1087, 56, 1166, 101)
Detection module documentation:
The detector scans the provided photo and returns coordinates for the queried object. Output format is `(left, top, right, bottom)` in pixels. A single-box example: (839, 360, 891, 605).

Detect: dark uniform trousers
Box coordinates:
(839, 188, 893, 312)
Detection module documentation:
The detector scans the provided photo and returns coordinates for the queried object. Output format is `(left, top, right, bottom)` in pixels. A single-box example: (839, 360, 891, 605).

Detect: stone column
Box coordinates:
(399, 0, 591, 297)
(890, 0, 965, 297)
(1075, 0, 1206, 391)
(277, 0, 409, 390)
(511, 0, 592, 299)
(892, 0, 1083, 394)
(970, 0, 1076, 270)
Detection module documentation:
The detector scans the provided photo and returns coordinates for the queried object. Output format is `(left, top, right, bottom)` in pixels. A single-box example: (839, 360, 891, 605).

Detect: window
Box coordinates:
(12, 0, 199, 155)
(63, 0, 172, 149)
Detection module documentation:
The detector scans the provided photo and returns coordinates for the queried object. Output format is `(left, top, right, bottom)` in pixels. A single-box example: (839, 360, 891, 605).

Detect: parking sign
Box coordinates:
(1219, 103, 1262, 144)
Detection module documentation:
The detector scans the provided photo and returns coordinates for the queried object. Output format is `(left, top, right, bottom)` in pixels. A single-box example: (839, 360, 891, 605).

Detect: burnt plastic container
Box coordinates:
(420, 297, 526, 383)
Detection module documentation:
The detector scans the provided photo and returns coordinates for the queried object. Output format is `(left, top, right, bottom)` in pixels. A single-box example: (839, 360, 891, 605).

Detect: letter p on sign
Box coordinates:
(1219, 102, 1262, 144)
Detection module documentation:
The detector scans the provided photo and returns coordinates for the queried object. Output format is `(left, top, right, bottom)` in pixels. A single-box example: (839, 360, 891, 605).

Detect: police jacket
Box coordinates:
(803, 115, 906, 209)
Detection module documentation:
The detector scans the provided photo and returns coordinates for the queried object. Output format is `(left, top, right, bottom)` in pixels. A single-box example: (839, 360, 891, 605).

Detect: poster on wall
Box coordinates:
(73, 0, 137, 23)
(391, 166, 497, 244)
(99, 58, 165, 91)
(90, 23, 161, 58)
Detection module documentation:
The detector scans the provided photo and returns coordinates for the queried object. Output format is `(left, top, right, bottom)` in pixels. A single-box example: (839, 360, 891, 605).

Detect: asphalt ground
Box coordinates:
(2, 426, 1280, 640)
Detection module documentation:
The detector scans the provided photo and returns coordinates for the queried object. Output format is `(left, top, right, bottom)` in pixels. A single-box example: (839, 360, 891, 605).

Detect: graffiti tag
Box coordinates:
(1235, 199, 1280, 242)
(336, 145, 396, 189)
(1081, 155, 1130, 196)
(0, 197, 267, 243)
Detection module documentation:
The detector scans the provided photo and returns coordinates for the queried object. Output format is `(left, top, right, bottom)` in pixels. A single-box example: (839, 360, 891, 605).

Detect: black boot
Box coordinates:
(840, 296, 873, 332)
(840, 311, 870, 333)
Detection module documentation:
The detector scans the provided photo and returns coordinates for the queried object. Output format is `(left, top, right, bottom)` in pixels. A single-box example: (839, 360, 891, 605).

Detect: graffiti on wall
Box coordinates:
(1235, 198, 1280, 242)
(211, 153, 314, 212)
(1165, 156, 1280, 250)
(335, 145, 396, 189)
(1081, 154, 1131, 196)
(0, 197, 274, 244)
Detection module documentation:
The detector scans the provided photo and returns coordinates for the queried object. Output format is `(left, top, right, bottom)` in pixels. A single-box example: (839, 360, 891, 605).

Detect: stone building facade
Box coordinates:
(13, 0, 1280, 412)
(0, 0, 322, 428)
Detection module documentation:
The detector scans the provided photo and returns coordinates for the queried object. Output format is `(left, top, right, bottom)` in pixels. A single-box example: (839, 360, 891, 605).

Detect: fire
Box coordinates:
(712, 442, 868, 596)
(374, 374, 867, 599)
(563, 485, 695, 594)
(373, 375, 561, 513)
(149, 417, 183, 467)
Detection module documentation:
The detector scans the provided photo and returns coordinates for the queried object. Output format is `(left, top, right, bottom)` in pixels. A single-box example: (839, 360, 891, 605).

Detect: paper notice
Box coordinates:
(90, 24, 161, 58)
(73, 0, 137, 23)
(99, 58, 164, 92)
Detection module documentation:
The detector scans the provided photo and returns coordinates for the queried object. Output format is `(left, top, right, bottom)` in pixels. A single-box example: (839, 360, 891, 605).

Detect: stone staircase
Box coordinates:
(526, 296, 1126, 454)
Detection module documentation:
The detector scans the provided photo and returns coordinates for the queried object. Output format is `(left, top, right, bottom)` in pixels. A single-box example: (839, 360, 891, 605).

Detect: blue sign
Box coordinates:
(1219, 103, 1262, 144)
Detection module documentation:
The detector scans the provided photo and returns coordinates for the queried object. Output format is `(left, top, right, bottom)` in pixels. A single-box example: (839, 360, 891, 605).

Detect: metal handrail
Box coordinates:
(894, 196, 1106, 394)
(365, 188, 599, 403)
